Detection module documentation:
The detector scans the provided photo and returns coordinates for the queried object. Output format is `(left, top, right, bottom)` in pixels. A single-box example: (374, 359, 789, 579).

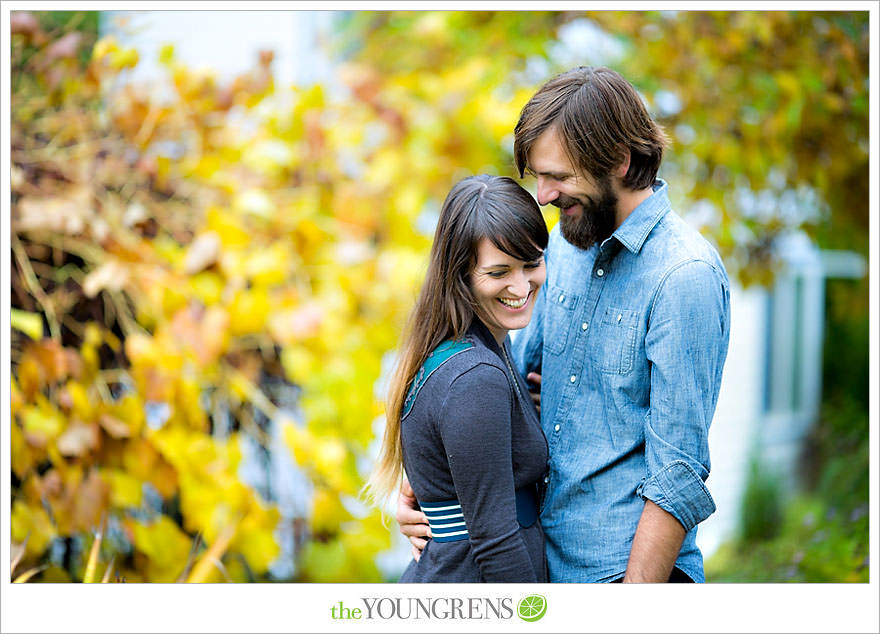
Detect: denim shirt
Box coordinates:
(511, 180, 730, 582)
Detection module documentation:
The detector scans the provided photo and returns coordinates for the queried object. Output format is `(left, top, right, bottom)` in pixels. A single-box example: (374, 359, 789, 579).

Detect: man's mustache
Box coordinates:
(551, 194, 582, 209)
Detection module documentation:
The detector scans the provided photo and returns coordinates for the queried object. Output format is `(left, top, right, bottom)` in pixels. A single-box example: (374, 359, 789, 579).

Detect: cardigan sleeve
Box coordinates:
(436, 363, 538, 582)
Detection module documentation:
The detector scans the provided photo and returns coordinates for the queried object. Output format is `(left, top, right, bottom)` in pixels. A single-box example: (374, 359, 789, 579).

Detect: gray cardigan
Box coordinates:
(399, 319, 549, 583)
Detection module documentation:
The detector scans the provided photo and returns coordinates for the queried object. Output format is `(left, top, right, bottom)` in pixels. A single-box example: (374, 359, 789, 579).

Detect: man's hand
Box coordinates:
(526, 372, 542, 414)
(396, 478, 431, 561)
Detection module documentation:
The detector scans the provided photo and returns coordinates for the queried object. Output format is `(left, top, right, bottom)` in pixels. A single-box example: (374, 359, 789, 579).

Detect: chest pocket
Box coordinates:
(595, 306, 639, 374)
(542, 284, 578, 356)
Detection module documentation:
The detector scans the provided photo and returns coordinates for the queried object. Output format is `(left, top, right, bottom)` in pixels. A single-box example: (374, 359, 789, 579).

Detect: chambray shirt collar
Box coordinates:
(608, 179, 670, 255)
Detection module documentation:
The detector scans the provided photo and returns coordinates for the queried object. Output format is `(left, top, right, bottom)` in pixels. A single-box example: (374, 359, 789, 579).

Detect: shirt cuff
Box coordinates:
(638, 460, 716, 531)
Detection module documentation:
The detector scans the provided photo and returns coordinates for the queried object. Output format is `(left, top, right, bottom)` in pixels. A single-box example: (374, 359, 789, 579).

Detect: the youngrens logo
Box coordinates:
(516, 594, 547, 622)
(329, 595, 547, 622)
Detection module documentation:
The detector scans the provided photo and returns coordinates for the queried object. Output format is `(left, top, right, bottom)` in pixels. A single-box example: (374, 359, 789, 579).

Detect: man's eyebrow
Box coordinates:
(527, 166, 573, 179)
(539, 169, 573, 179)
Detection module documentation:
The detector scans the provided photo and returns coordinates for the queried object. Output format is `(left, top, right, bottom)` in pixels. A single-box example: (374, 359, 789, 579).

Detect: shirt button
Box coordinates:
(544, 476, 550, 484)
(596, 268, 605, 277)
(554, 424, 560, 432)
(581, 322, 588, 330)
(569, 375, 577, 383)
(558, 293, 565, 302)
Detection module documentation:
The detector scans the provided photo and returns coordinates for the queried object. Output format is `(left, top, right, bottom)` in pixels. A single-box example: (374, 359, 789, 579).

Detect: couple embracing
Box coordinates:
(367, 66, 730, 584)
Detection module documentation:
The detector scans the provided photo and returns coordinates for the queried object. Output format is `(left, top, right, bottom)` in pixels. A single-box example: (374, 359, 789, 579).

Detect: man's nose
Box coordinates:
(536, 177, 558, 206)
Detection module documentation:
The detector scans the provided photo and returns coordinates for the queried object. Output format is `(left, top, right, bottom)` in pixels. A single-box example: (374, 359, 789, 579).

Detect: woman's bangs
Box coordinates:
(484, 211, 546, 263)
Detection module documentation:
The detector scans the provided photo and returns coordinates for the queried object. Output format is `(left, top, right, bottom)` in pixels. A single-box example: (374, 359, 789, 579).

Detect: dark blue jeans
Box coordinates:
(611, 567, 694, 583)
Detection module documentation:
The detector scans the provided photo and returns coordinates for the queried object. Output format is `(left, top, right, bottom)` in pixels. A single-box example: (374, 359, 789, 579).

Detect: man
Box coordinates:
(397, 66, 730, 583)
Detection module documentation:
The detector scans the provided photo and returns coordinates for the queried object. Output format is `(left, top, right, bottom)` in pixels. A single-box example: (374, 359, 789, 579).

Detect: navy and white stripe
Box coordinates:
(420, 499, 468, 542)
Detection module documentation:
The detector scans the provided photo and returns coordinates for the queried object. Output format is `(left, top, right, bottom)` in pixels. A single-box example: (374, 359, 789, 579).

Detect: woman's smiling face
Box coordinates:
(470, 237, 546, 344)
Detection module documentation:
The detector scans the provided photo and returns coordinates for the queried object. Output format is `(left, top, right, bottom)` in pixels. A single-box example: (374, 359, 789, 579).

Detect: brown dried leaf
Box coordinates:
(15, 186, 93, 235)
(267, 302, 324, 344)
(10, 534, 29, 576)
(184, 231, 221, 274)
(99, 413, 132, 439)
(71, 471, 110, 533)
(11, 12, 40, 36)
(46, 32, 82, 63)
(57, 421, 100, 457)
(82, 260, 130, 298)
(13, 565, 47, 584)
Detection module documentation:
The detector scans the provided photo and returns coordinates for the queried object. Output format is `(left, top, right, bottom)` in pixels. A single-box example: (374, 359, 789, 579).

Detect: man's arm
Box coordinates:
(396, 478, 430, 561)
(623, 500, 686, 582)
(635, 259, 730, 579)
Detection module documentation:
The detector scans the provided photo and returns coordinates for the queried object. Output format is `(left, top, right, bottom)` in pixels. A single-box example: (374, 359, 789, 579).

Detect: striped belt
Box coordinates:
(420, 486, 540, 543)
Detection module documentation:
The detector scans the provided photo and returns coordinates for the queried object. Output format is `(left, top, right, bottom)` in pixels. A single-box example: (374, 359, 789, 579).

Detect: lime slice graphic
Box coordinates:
(517, 594, 547, 622)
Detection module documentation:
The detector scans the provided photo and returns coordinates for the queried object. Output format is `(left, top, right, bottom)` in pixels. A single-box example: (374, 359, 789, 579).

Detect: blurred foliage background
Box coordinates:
(9, 10, 869, 582)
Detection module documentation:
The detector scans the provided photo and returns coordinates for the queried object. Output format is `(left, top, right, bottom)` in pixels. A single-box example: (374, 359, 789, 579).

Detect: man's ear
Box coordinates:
(614, 148, 631, 179)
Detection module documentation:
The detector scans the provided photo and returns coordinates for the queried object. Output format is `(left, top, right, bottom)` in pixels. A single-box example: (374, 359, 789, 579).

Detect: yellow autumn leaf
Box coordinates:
(103, 469, 144, 508)
(228, 288, 270, 336)
(234, 189, 275, 220)
(11, 500, 56, 557)
(158, 43, 175, 65)
(244, 243, 289, 288)
(188, 271, 225, 306)
(206, 205, 252, 248)
(11, 308, 43, 341)
(91, 35, 119, 61)
(124, 332, 156, 364)
(297, 538, 348, 583)
(106, 393, 146, 437)
(281, 418, 314, 465)
(129, 515, 192, 582)
(311, 487, 354, 534)
(11, 419, 41, 479)
(232, 504, 281, 574)
(241, 139, 294, 177)
(314, 436, 348, 477)
(280, 345, 317, 385)
(21, 404, 64, 446)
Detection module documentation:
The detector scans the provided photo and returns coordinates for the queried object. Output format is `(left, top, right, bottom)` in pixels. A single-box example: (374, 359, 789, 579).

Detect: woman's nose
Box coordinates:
(508, 271, 530, 296)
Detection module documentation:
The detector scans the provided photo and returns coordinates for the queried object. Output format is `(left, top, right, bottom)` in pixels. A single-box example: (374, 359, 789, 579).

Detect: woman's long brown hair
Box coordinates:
(365, 174, 548, 507)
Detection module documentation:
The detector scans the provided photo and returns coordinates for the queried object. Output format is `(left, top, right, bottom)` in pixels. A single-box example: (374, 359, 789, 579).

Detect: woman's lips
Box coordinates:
(497, 291, 531, 310)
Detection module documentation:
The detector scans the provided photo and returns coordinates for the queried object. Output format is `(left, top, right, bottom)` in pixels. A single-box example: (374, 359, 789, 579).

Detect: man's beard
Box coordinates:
(555, 176, 618, 250)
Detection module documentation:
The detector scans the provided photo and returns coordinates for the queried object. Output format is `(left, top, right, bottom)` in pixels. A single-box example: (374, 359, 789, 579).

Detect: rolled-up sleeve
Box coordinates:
(640, 259, 730, 531)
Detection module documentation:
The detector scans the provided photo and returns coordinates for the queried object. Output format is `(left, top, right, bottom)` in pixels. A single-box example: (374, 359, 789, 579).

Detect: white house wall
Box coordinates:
(696, 283, 767, 556)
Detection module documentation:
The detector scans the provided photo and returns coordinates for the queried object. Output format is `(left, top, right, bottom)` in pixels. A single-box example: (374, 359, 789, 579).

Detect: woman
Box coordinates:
(366, 174, 549, 582)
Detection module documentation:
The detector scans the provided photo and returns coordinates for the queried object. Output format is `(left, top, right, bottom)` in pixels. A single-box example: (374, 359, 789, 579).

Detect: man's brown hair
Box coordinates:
(514, 66, 669, 190)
